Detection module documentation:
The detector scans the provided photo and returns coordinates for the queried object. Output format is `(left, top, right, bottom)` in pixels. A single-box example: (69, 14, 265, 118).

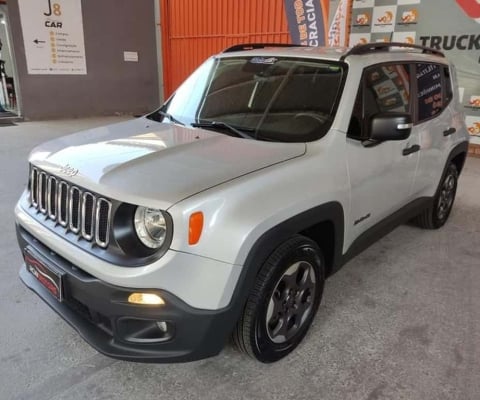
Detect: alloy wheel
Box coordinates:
(266, 261, 316, 344)
(437, 171, 456, 221)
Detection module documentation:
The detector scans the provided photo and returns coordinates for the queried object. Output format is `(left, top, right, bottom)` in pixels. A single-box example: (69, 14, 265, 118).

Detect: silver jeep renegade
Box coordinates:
(15, 42, 470, 363)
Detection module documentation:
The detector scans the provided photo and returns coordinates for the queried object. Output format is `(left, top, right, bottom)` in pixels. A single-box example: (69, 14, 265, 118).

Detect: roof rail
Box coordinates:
(223, 43, 306, 53)
(340, 42, 445, 61)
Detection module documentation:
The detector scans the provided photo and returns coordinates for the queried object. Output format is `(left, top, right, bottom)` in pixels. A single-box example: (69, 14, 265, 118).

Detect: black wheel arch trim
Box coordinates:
(224, 202, 345, 335)
(443, 140, 469, 179)
(240, 201, 344, 279)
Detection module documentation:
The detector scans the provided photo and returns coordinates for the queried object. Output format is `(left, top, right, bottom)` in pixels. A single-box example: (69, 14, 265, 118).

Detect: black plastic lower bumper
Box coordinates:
(17, 226, 235, 363)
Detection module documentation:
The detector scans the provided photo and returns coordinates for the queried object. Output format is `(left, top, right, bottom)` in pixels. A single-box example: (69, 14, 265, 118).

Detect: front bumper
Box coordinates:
(17, 226, 235, 363)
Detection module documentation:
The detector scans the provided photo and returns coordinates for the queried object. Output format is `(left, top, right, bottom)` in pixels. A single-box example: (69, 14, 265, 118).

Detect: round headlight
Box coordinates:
(134, 207, 167, 249)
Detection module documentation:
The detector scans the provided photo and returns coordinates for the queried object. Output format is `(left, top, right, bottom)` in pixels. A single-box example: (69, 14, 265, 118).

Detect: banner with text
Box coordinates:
(284, 0, 330, 46)
(328, 0, 353, 47)
(18, 0, 87, 75)
(349, 0, 480, 145)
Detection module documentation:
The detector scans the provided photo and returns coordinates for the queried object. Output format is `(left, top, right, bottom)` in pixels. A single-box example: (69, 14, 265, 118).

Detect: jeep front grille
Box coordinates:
(29, 167, 112, 248)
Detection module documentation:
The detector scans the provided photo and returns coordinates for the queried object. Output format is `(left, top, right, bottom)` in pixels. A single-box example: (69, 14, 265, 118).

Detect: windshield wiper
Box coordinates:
(157, 110, 185, 126)
(191, 121, 254, 139)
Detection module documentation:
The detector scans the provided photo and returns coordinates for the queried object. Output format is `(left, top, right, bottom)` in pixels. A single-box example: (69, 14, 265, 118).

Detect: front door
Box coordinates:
(345, 63, 419, 249)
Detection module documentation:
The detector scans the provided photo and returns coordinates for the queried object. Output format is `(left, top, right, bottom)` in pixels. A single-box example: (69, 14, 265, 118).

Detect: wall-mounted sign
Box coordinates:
(123, 51, 139, 62)
(18, 0, 87, 75)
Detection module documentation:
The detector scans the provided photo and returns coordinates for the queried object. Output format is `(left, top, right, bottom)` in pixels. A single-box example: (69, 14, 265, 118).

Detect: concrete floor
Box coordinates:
(1, 118, 479, 400)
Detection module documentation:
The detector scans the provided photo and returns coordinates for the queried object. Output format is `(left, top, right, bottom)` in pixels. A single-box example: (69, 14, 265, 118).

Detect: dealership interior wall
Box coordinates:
(6, 0, 160, 119)
(1, 0, 479, 157)
(0, 2, 479, 398)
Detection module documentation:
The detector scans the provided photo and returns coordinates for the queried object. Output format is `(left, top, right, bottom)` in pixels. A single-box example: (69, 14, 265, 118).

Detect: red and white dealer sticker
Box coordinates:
(24, 249, 64, 301)
(456, 0, 480, 22)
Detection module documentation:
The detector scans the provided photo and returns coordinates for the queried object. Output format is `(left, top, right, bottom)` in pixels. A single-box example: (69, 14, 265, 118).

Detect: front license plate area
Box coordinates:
(24, 248, 64, 302)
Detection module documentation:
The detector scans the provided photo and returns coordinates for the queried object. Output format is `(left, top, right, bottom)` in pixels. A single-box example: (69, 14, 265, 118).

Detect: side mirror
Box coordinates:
(369, 113, 413, 141)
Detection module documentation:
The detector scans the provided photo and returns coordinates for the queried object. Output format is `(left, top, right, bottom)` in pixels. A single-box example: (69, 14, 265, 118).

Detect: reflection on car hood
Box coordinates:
(29, 117, 306, 209)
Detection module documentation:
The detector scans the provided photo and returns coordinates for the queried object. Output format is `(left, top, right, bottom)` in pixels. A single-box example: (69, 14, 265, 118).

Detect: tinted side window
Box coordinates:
(416, 63, 443, 122)
(365, 64, 411, 115)
(348, 63, 411, 140)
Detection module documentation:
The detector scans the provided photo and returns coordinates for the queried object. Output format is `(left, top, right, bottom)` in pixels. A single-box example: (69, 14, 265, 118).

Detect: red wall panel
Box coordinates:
(160, 0, 290, 98)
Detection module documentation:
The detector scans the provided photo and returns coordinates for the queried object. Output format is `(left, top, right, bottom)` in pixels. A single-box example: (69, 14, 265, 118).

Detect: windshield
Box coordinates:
(149, 56, 346, 142)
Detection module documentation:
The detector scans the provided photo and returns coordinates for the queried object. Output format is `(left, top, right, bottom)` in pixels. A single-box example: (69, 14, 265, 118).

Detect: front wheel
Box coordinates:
(233, 235, 325, 362)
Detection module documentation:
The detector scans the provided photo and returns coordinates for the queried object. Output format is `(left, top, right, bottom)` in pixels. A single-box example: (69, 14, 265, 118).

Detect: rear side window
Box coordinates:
(416, 63, 449, 123)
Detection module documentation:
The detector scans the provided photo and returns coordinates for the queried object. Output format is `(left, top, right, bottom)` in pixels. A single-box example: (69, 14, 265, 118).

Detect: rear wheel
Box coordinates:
(233, 235, 324, 362)
(414, 163, 458, 229)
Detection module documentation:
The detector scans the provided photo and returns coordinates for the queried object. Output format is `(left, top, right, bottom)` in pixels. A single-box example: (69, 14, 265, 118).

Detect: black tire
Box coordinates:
(414, 163, 458, 229)
(233, 235, 325, 363)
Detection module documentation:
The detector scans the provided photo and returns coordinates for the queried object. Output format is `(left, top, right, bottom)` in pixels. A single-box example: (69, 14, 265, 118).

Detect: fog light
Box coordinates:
(156, 321, 168, 333)
(128, 293, 165, 305)
(117, 318, 174, 343)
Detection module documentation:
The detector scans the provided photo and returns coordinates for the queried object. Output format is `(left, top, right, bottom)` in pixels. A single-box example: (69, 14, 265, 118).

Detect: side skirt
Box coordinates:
(338, 197, 432, 268)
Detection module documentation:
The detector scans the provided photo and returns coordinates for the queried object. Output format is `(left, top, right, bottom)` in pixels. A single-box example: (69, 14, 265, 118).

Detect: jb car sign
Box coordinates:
(18, 0, 87, 75)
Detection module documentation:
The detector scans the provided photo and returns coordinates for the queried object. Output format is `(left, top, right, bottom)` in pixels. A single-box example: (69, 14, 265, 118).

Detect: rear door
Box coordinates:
(411, 63, 457, 197)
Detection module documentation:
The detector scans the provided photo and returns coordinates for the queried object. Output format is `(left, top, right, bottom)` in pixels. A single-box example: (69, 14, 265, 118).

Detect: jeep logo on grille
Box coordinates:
(59, 164, 79, 177)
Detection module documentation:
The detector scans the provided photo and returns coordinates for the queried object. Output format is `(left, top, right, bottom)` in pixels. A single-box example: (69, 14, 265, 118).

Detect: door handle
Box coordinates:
(402, 144, 420, 156)
(443, 127, 456, 137)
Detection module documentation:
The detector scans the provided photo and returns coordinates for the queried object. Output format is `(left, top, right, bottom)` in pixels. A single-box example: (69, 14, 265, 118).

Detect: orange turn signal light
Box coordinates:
(189, 211, 204, 245)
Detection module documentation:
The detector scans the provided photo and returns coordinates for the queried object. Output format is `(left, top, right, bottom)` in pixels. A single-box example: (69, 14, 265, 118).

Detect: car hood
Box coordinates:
(30, 117, 306, 209)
